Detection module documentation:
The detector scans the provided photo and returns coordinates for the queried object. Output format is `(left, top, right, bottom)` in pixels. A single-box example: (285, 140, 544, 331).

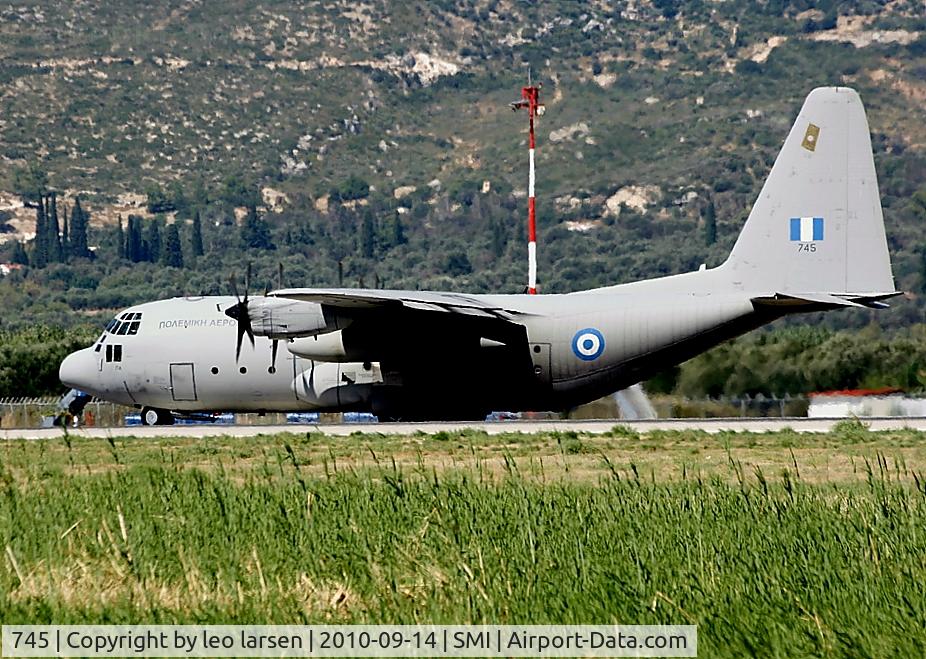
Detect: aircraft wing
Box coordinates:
(269, 288, 533, 320)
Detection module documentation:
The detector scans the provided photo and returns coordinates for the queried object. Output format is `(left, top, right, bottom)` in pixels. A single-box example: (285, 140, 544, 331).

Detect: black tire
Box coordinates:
(142, 407, 174, 426)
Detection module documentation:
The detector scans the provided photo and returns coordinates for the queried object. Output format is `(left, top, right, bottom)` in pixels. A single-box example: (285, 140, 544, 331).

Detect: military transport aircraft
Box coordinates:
(60, 87, 897, 424)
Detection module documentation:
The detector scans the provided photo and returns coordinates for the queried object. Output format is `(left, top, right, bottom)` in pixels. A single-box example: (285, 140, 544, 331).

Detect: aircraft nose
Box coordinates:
(59, 349, 95, 391)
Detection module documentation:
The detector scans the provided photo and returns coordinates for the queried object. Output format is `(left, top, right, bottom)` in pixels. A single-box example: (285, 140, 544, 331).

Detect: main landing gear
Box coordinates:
(142, 407, 174, 426)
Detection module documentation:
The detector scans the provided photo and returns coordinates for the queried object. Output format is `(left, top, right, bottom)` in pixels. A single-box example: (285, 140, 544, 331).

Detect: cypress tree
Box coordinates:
(32, 199, 48, 268)
(144, 218, 162, 262)
(703, 198, 717, 246)
(490, 217, 506, 257)
(162, 223, 184, 268)
(61, 205, 69, 259)
(116, 216, 125, 259)
(11, 241, 29, 266)
(70, 197, 90, 258)
(390, 214, 406, 247)
(47, 192, 61, 262)
(190, 210, 204, 257)
(126, 215, 144, 262)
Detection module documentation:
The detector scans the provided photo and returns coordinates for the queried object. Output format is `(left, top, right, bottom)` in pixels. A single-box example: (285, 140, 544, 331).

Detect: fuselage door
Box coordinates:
(529, 343, 552, 385)
(169, 363, 198, 401)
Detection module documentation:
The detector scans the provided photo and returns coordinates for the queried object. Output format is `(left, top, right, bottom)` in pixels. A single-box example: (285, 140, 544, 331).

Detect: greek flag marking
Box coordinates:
(790, 217, 824, 242)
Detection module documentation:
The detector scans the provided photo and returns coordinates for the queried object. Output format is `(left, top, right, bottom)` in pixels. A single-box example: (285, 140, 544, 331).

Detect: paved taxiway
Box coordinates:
(3, 417, 926, 440)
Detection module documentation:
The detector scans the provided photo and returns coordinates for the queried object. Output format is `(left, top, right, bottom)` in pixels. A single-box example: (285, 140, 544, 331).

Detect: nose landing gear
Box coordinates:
(142, 407, 174, 426)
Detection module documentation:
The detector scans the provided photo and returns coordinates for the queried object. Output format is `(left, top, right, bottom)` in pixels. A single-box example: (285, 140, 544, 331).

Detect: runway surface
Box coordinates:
(3, 417, 926, 440)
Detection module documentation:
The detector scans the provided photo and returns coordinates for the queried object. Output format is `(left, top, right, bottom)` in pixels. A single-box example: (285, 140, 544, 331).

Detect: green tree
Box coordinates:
(10, 241, 28, 266)
(162, 223, 184, 268)
(240, 205, 275, 250)
(168, 181, 188, 215)
(389, 214, 406, 248)
(490, 216, 507, 257)
(61, 205, 70, 259)
(443, 250, 472, 276)
(190, 210, 204, 257)
(69, 197, 91, 259)
(125, 215, 144, 262)
(334, 175, 370, 202)
(0, 325, 97, 396)
(31, 200, 48, 268)
(222, 174, 259, 207)
(144, 218, 162, 262)
(145, 183, 175, 213)
(189, 177, 210, 208)
(911, 188, 926, 222)
(46, 193, 62, 263)
(703, 197, 717, 246)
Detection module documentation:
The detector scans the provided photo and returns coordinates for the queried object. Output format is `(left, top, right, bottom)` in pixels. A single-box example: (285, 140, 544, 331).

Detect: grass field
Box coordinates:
(2, 423, 926, 656)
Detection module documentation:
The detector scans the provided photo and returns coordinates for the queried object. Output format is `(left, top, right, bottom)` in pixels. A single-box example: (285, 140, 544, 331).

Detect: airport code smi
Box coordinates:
(158, 318, 236, 329)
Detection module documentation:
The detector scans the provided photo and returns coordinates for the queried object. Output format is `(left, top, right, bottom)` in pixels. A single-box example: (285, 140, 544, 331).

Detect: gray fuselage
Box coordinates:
(60, 267, 783, 419)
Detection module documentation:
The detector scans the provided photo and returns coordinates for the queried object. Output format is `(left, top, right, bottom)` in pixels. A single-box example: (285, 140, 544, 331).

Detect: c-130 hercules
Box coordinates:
(60, 87, 897, 424)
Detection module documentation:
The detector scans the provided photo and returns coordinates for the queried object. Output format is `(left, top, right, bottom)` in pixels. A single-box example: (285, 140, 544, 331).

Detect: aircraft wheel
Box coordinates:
(142, 407, 174, 426)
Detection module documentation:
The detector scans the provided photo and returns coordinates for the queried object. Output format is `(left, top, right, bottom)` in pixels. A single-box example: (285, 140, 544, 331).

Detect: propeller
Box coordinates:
(268, 262, 285, 372)
(225, 263, 255, 362)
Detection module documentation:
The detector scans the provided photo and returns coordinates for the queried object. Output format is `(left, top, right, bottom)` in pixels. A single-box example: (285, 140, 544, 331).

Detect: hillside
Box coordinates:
(0, 1, 924, 331)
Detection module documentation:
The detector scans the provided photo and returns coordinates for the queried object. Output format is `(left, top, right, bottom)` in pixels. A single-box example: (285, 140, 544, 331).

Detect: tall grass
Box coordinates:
(0, 436, 925, 657)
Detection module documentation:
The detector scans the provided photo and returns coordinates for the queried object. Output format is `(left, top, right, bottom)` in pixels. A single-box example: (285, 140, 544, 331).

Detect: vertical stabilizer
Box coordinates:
(721, 87, 895, 296)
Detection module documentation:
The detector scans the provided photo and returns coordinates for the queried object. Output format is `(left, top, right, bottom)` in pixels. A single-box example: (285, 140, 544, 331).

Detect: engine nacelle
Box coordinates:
(289, 332, 347, 361)
(248, 297, 348, 339)
(286, 330, 383, 363)
(293, 360, 380, 408)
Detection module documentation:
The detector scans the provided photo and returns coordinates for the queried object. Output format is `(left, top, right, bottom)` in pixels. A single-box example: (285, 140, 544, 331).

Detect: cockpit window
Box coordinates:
(106, 313, 143, 335)
(105, 344, 123, 363)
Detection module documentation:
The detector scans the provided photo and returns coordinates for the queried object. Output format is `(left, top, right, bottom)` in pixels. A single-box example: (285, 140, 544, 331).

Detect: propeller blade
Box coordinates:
(278, 262, 284, 289)
(229, 275, 241, 303)
(225, 265, 256, 362)
(271, 339, 279, 369)
(235, 322, 244, 362)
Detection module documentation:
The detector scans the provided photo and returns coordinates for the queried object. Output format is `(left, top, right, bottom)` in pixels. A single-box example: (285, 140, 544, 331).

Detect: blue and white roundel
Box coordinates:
(572, 328, 605, 361)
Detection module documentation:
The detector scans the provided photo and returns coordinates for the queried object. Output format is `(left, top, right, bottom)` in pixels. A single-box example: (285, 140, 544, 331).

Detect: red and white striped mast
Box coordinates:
(510, 70, 544, 294)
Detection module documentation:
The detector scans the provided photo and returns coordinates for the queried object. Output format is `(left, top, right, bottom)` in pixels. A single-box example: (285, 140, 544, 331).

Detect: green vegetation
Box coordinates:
(655, 324, 926, 397)
(1, 430, 925, 655)
(0, 325, 95, 397)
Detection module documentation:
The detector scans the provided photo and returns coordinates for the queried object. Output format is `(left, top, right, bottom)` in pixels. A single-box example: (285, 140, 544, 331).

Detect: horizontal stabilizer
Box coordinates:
(752, 292, 901, 309)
